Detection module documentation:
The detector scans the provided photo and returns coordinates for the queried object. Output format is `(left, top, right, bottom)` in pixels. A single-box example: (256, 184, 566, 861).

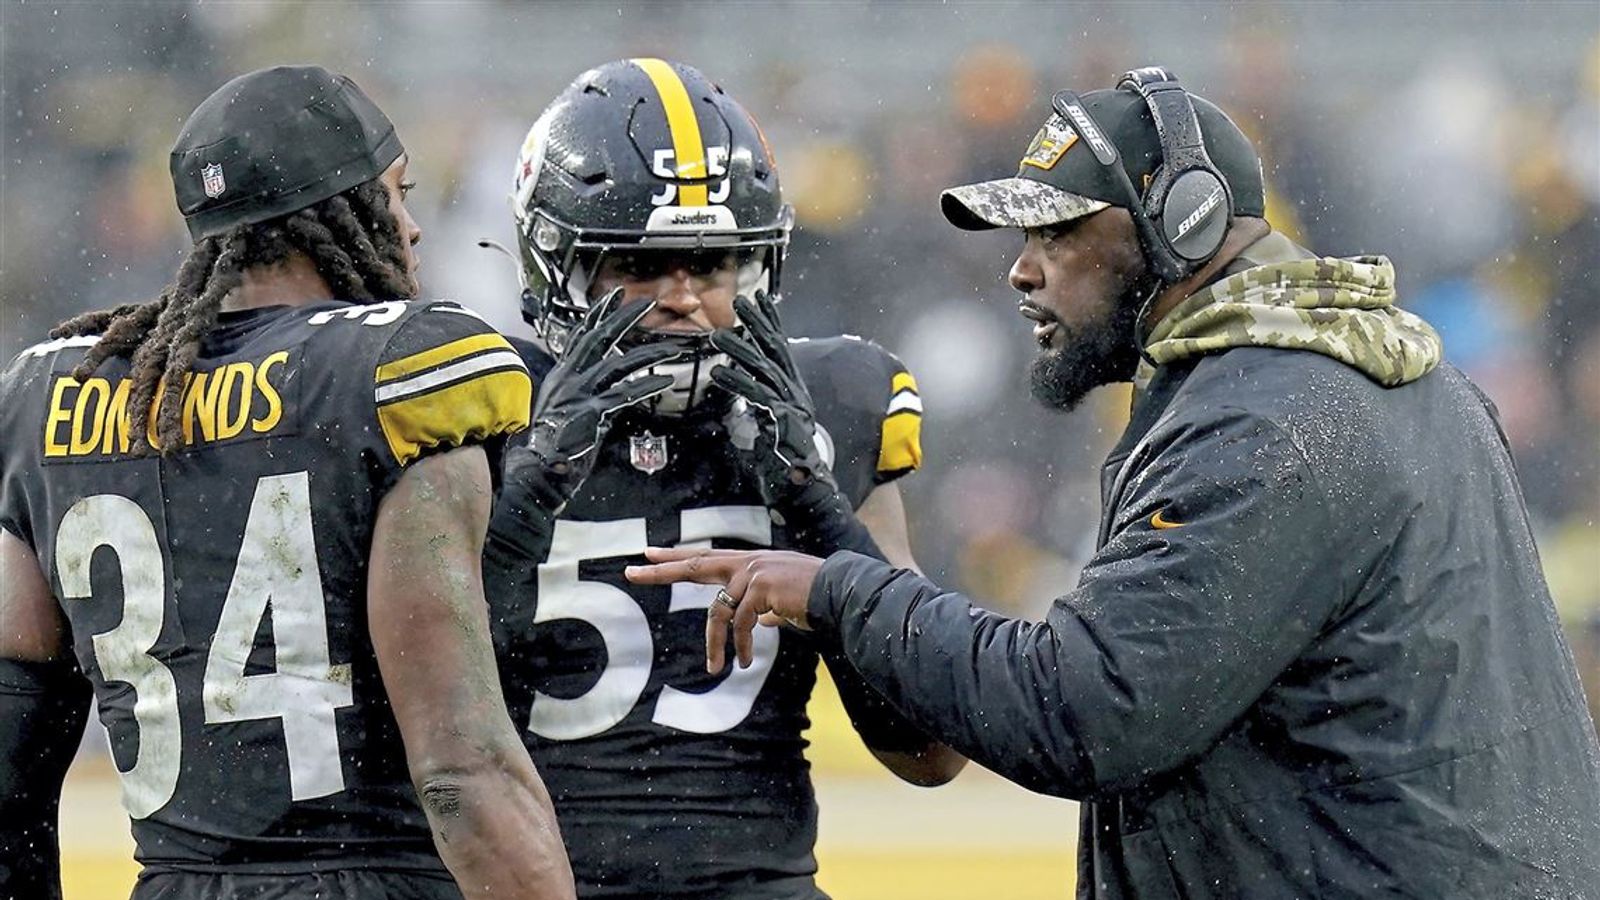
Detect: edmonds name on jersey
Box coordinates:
(0, 299, 529, 874)
(486, 334, 923, 899)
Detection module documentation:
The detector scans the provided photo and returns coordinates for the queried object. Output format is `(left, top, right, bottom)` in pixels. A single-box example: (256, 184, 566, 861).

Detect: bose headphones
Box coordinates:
(1051, 67, 1234, 286)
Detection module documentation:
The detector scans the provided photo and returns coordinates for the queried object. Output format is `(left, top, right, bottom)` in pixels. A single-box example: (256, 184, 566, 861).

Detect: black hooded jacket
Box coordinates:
(807, 242, 1600, 898)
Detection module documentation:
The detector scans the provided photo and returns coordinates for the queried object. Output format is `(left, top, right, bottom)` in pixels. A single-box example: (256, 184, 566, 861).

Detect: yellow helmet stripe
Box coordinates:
(632, 57, 709, 206)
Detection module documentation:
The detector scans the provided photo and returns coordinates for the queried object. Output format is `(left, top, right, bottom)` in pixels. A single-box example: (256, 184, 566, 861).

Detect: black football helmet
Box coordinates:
(513, 59, 793, 359)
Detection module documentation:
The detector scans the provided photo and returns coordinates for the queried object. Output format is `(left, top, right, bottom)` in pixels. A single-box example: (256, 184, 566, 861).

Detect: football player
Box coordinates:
(482, 59, 966, 900)
(0, 66, 574, 900)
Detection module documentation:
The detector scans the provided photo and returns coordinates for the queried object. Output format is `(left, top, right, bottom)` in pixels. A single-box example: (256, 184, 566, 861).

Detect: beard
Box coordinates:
(1027, 280, 1148, 411)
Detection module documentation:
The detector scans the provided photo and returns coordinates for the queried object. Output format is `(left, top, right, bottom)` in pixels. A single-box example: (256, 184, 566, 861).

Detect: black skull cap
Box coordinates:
(171, 65, 404, 241)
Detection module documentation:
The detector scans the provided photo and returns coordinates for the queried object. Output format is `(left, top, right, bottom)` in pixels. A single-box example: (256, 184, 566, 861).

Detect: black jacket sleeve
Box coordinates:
(807, 409, 1345, 798)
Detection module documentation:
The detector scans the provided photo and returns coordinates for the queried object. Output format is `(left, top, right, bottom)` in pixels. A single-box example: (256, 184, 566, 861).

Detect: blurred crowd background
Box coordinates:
(2, 4, 1598, 893)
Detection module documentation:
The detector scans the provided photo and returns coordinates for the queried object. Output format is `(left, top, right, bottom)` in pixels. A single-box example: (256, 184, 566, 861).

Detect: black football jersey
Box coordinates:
(485, 335, 923, 899)
(0, 299, 530, 874)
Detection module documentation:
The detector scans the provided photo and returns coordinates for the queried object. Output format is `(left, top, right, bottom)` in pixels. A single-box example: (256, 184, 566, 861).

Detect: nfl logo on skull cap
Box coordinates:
(201, 163, 226, 198)
(629, 432, 669, 474)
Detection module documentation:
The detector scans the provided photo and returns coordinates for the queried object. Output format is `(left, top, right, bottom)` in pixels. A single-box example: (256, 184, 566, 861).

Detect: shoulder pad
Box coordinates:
(2, 334, 99, 407)
(791, 335, 923, 482)
(370, 301, 532, 467)
(15, 334, 100, 362)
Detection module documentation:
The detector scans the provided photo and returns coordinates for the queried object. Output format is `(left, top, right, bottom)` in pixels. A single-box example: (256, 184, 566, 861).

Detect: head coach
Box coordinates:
(628, 67, 1600, 898)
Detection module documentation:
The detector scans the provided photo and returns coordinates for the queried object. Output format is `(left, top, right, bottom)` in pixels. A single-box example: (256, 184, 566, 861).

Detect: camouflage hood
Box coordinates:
(1139, 247, 1442, 387)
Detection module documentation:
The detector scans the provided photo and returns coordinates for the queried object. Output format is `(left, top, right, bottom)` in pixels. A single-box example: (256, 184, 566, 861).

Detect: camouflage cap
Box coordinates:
(942, 87, 1264, 232)
(941, 177, 1110, 230)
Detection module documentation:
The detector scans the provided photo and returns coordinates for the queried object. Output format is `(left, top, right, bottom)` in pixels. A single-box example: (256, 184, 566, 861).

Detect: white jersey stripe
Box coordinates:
(886, 392, 924, 416)
(22, 334, 100, 358)
(374, 349, 527, 404)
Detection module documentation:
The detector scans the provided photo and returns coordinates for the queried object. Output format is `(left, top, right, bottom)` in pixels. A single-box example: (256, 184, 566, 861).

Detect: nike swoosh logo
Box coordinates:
(1150, 509, 1183, 529)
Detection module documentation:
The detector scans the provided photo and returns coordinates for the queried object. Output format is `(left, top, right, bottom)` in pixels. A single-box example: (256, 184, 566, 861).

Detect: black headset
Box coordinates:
(1051, 67, 1233, 286)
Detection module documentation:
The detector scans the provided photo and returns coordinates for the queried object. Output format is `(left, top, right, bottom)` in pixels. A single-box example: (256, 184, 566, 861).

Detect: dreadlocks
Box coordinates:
(51, 179, 413, 455)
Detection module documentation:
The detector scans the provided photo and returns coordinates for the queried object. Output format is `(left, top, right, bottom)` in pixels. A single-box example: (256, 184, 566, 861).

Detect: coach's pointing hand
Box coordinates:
(626, 548, 823, 674)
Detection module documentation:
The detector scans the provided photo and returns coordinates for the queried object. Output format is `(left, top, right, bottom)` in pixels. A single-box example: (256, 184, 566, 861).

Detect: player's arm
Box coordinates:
(368, 445, 575, 900)
(830, 345, 964, 784)
(821, 482, 967, 786)
(854, 481, 915, 570)
(0, 529, 92, 900)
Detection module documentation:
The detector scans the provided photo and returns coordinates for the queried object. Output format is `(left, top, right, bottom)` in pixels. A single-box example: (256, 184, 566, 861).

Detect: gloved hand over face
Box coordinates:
(710, 292, 832, 492)
(710, 292, 882, 558)
(523, 288, 688, 512)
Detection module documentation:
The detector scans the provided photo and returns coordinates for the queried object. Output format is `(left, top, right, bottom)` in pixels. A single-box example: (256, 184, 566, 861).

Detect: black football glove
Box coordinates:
(524, 288, 687, 511)
(710, 292, 832, 491)
(710, 292, 882, 559)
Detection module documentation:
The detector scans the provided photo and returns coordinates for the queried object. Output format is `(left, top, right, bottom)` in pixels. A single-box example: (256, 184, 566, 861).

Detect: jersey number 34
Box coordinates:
(54, 472, 350, 819)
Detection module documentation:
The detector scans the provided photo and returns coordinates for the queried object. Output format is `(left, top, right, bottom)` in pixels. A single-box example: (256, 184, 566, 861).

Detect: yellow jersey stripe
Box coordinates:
(375, 333, 510, 384)
(878, 409, 923, 474)
(891, 371, 919, 396)
(377, 368, 532, 466)
(633, 57, 709, 207)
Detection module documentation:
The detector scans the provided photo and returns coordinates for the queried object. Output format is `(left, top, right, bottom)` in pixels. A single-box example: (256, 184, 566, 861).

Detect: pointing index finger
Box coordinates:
(624, 547, 742, 586)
